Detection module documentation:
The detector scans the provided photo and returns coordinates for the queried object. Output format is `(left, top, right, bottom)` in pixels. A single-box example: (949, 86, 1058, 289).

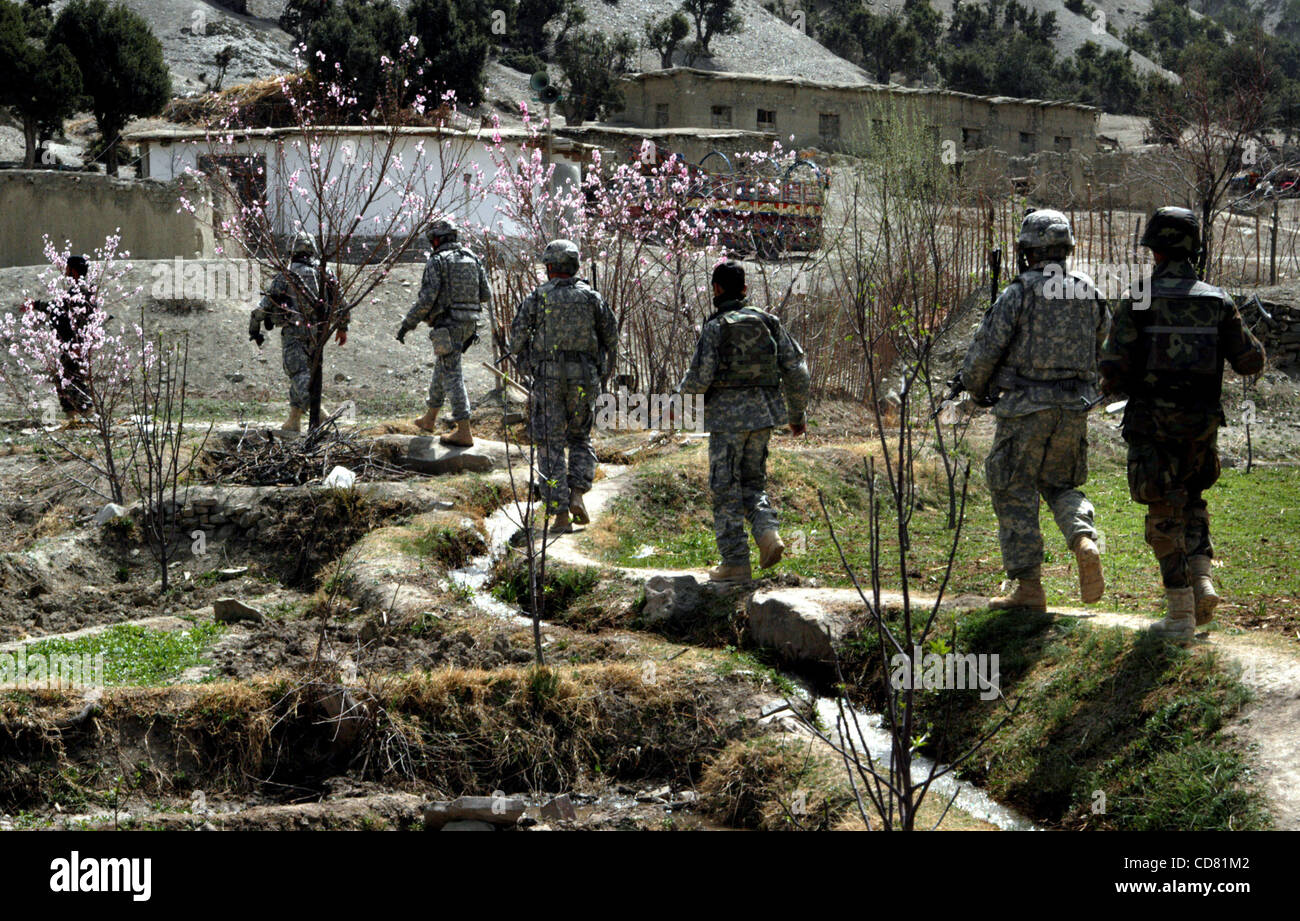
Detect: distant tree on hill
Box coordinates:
(644, 10, 690, 69)
(0, 0, 83, 167)
(407, 0, 494, 106)
(556, 28, 635, 124)
(49, 0, 171, 176)
(680, 0, 742, 58)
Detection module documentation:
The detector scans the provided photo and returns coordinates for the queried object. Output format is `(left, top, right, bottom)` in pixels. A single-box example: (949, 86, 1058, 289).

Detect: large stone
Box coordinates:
(540, 794, 577, 822)
(746, 589, 859, 665)
(440, 819, 496, 831)
(423, 795, 525, 831)
(642, 574, 706, 627)
(213, 597, 265, 624)
(377, 435, 521, 476)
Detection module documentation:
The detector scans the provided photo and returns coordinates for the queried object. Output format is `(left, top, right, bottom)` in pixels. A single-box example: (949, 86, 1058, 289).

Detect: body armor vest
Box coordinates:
(534, 279, 602, 356)
(713, 306, 781, 389)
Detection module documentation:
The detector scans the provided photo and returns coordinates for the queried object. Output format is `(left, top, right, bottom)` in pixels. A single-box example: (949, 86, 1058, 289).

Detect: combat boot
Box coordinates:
(1189, 555, 1220, 626)
(1071, 534, 1106, 604)
(569, 491, 590, 525)
(709, 561, 753, 584)
(281, 406, 303, 433)
(413, 406, 439, 432)
(549, 508, 573, 535)
(1148, 587, 1196, 644)
(440, 419, 473, 447)
(990, 573, 1046, 611)
(757, 530, 785, 569)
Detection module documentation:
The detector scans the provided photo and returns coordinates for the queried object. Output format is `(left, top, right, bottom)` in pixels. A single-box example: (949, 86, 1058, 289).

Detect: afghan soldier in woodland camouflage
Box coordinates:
(1100, 207, 1265, 643)
(676, 261, 810, 583)
(509, 240, 617, 533)
(397, 219, 492, 447)
(249, 232, 345, 432)
(962, 209, 1108, 610)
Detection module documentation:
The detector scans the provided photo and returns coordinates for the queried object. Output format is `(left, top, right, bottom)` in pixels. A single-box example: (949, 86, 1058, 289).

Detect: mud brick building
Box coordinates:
(615, 68, 1099, 158)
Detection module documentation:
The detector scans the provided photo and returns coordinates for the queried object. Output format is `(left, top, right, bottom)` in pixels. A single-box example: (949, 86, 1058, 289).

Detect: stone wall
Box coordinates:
(1251, 285, 1300, 372)
(0, 170, 216, 268)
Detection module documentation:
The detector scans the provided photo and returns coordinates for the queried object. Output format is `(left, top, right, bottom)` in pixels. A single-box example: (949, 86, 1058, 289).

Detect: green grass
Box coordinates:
(22, 623, 224, 686)
(596, 443, 1300, 622)
(834, 604, 1268, 829)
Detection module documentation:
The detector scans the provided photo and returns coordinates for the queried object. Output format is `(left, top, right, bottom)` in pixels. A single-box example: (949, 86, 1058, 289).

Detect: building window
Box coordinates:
(819, 113, 841, 142)
(1055, 135, 1072, 152)
(962, 127, 984, 150)
(655, 104, 670, 128)
(757, 108, 776, 131)
(1019, 132, 1036, 154)
(711, 105, 733, 128)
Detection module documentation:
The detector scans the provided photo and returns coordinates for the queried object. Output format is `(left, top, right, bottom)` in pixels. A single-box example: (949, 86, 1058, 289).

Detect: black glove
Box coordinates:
(972, 390, 1000, 408)
(396, 326, 409, 344)
(250, 330, 265, 347)
(249, 321, 264, 346)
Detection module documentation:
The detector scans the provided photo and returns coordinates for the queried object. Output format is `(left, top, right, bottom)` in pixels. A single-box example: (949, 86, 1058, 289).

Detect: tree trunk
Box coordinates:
(22, 119, 37, 169)
(308, 339, 325, 431)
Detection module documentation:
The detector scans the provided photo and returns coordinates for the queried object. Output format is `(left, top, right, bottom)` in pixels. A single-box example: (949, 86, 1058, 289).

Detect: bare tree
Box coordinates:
(1143, 49, 1274, 275)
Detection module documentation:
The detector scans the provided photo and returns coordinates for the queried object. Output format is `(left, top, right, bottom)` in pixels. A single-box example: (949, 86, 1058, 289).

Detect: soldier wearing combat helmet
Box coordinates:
(397, 218, 492, 446)
(508, 239, 617, 533)
(961, 208, 1110, 611)
(250, 232, 344, 432)
(1100, 207, 1265, 643)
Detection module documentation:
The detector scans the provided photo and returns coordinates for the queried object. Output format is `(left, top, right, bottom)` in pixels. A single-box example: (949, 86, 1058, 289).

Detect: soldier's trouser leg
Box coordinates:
(739, 428, 777, 539)
(986, 413, 1049, 580)
(709, 431, 755, 566)
(531, 380, 571, 511)
(427, 323, 473, 420)
(564, 373, 598, 498)
(281, 333, 311, 411)
(1038, 408, 1097, 548)
(1127, 434, 1220, 589)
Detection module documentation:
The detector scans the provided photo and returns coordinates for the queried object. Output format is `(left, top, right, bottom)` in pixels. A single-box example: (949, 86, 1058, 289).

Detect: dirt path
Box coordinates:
(547, 461, 1300, 831)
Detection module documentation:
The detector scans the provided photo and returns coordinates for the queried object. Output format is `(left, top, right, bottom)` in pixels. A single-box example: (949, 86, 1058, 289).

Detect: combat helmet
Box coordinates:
(1017, 209, 1074, 260)
(289, 231, 319, 261)
(542, 239, 580, 275)
(1140, 207, 1199, 258)
(427, 218, 458, 245)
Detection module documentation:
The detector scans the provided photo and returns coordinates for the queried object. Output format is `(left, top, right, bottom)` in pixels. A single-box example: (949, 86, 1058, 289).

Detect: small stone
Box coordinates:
(94, 503, 129, 526)
(540, 794, 577, 821)
(322, 466, 357, 489)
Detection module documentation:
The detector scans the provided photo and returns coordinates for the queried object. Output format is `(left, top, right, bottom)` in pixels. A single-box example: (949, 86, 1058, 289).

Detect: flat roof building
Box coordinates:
(614, 68, 1099, 158)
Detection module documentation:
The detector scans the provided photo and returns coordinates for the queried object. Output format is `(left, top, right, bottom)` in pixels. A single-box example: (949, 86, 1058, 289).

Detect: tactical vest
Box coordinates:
(713, 305, 781, 389)
(1133, 275, 1229, 408)
(533, 279, 602, 356)
(437, 245, 485, 315)
(270, 259, 322, 327)
(996, 267, 1101, 389)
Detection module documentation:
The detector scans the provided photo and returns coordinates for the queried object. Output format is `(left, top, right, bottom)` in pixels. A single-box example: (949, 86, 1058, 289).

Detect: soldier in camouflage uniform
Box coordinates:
(397, 219, 492, 446)
(676, 261, 810, 583)
(1100, 207, 1265, 643)
(962, 209, 1109, 610)
(250, 232, 345, 432)
(508, 240, 617, 533)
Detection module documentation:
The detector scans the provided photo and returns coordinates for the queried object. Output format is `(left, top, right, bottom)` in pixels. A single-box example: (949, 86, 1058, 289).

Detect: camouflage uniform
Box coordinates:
(510, 276, 617, 510)
(252, 256, 341, 412)
(962, 262, 1109, 579)
(677, 297, 810, 566)
(400, 241, 492, 421)
(1100, 259, 1264, 588)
